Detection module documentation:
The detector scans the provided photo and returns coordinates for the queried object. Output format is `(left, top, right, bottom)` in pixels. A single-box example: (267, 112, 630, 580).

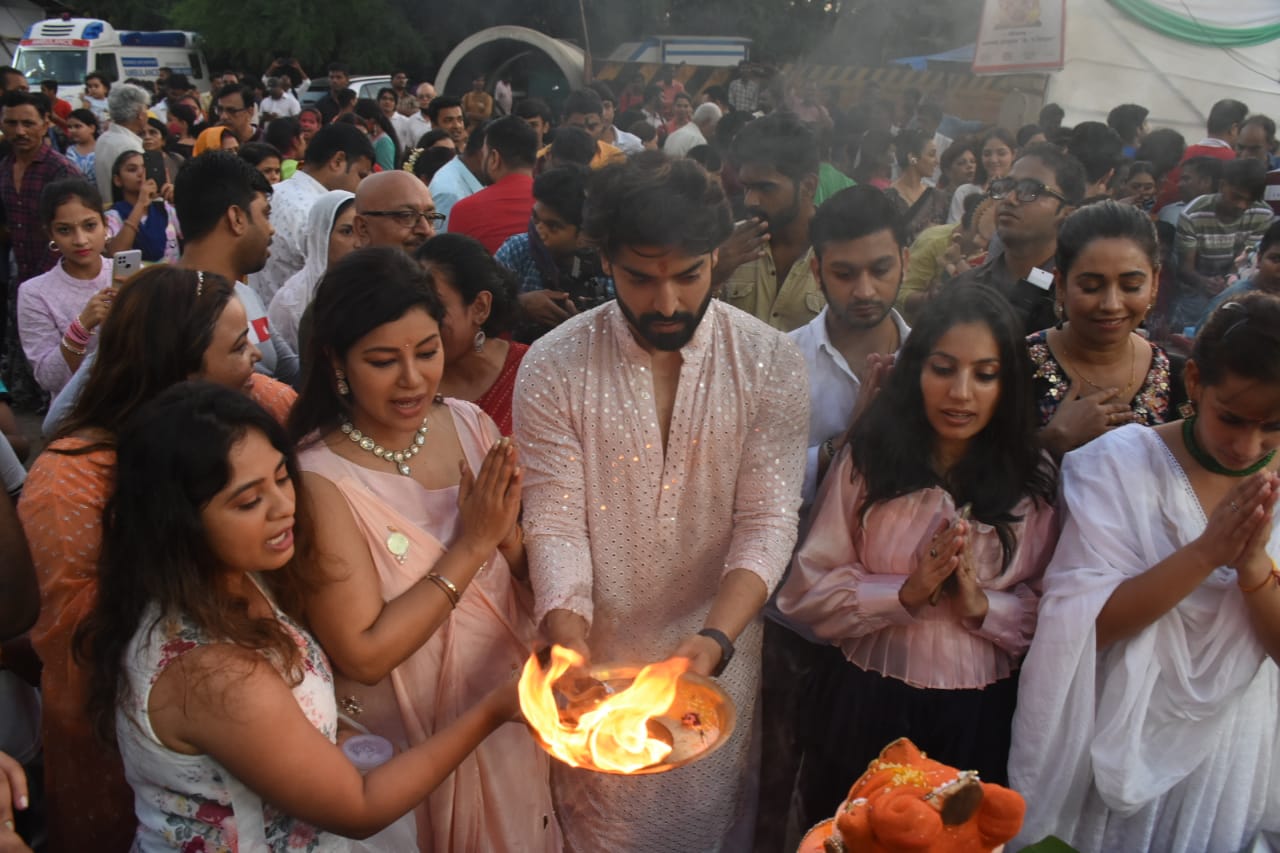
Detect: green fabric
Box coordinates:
(1108, 0, 1280, 47)
(281, 159, 298, 180)
(815, 162, 857, 207)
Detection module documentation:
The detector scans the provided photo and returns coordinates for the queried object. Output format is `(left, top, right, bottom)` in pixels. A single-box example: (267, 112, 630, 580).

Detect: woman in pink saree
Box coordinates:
(287, 248, 560, 852)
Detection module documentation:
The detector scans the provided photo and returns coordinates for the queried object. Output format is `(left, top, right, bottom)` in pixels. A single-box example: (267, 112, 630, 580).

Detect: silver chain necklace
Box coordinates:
(340, 418, 429, 476)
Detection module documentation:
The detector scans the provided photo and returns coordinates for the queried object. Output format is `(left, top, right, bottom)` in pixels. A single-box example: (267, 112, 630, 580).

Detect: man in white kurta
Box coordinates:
(513, 156, 809, 852)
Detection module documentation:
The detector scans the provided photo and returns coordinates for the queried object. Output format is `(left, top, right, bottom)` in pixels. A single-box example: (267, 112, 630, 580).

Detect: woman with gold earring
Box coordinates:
(414, 234, 528, 435)
(1026, 201, 1186, 458)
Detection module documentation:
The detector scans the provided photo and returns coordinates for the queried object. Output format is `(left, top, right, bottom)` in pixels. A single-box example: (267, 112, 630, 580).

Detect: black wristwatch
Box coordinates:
(697, 627, 735, 677)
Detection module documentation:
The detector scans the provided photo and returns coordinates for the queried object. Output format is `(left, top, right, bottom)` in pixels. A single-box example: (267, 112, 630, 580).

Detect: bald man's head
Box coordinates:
(353, 171, 439, 253)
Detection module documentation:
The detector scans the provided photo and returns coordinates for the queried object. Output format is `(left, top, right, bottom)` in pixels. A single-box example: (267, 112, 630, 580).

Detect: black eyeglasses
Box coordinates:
(361, 209, 446, 228)
(988, 177, 1069, 204)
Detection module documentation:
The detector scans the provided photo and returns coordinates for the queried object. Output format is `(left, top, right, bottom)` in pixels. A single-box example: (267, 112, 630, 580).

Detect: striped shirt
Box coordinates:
(1176, 193, 1275, 278)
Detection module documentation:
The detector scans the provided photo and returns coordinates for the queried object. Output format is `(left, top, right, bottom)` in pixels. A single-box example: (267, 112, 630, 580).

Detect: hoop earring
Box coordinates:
(48, 240, 59, 253)
(473, 330, 486, 353)
(335, 369, 350, 396)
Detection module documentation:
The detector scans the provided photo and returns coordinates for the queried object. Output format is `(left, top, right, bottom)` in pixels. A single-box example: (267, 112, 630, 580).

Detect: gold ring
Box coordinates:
(1231, 501, 1240, 513)
(929, 548, 938, 558)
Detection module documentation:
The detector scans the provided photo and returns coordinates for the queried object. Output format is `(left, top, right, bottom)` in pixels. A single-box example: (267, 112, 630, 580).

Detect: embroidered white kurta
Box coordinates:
(514, 298, 809, 852)
(1009, 425, 1280, 853)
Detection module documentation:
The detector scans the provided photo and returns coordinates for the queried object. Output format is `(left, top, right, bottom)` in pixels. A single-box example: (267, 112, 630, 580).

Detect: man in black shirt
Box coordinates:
(952, 143, 1086, 335)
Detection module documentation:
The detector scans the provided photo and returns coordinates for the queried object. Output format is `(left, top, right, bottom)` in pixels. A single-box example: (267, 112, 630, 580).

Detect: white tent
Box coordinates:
(1044, 0, 1280, 141)
(0, 0, 45, 65)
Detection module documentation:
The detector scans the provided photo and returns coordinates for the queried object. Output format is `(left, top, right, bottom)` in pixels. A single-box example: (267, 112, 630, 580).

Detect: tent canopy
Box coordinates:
(1045, 0, 1280, 142)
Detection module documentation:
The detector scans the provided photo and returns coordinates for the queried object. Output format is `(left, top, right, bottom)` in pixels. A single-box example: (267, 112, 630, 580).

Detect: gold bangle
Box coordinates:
(426, 572, 461, 608)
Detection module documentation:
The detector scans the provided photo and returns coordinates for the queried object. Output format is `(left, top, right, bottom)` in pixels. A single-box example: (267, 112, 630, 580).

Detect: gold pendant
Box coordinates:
(386, 528, 410, 564)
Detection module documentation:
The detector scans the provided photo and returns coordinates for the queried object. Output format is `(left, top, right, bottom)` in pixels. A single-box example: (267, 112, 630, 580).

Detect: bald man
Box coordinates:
(405, 82, 437, 149)
(354, 170, 441, 254)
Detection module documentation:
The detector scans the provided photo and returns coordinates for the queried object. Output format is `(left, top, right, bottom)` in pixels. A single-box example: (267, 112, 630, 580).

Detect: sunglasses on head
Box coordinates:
(988, 177, 1069, 204)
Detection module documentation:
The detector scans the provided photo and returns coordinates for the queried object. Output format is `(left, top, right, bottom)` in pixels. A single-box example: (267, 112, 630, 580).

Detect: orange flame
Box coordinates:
(519, 645, 689, 773)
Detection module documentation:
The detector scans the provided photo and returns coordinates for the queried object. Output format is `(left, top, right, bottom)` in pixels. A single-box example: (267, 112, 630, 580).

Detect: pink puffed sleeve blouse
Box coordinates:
(777, 448, 1058, 689)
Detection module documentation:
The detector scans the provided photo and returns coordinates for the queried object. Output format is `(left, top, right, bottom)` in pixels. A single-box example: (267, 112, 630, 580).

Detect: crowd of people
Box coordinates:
(0, 51, 1278, 853)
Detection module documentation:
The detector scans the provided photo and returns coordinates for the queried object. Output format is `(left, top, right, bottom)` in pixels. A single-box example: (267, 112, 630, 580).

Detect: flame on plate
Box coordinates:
(518, 645, 689, 773)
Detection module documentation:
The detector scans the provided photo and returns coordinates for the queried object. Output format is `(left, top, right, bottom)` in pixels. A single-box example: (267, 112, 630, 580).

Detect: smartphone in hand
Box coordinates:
(114, 250, 143, 279)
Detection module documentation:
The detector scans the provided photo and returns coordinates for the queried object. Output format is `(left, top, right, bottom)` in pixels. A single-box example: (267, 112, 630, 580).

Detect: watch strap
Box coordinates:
(697, 627, 735, 677)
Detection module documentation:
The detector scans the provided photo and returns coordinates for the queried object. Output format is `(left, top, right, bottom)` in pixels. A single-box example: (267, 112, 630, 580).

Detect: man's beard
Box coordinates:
(617, 286, 715, 352)
(746, 187, 802, 234)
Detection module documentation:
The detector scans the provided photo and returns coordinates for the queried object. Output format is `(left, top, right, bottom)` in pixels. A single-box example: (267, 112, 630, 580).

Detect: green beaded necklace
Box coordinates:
(1182, 415, 1276, 477)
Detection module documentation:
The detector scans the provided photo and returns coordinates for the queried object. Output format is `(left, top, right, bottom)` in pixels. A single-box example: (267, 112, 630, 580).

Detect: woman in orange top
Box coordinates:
(18, 266, 295, 852)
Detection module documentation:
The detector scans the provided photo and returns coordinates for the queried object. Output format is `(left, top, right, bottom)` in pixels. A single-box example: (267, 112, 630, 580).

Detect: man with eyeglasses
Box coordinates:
(951, 143, 1086, 336)
(447, 115, 537, 253)
(354, 170, 442, 254)
(216, 83, 262, 145)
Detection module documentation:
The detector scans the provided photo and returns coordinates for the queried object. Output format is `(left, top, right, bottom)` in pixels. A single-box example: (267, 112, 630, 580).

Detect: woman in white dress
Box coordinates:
(1010, 292, 1280, 852)
(78, 382, 521, 852)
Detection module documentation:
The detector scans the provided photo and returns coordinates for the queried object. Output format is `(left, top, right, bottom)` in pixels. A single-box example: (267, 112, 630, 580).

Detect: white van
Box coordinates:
(11, 17, 210, 100)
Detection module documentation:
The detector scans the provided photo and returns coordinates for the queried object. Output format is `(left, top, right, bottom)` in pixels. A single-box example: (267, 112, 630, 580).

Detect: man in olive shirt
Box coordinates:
(717, 112, 825, 332)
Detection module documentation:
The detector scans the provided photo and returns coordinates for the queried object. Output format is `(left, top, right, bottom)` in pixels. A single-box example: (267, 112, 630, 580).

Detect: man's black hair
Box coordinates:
(263, 116, 301, 153)
(811, 185, 907, 256)
(533, 164, 591, 227)
(483, 115, 537, 170)
(514, 98, 552, 126)
(216, 83, 256, 108)
(427, 95, 462, 124)
(1207, 99, 1249, 135)
(562, 89, 604, 119)
(173, 151, 272, 242)
(1066, 121, 1124, 185)
(1182, 155, 1224, 190)
(302, 122, 375, 168)
(1, 90, 50, 116)
(327, 62, 350, 76)
(1018, 142, 1088, 205)
(1220, 158, 1267, 201)
(587, 81, 616, 106)
(583, 151, 732, 259)
(728, 112, 819, 185)
(548, 126, 595, 167)
(1106, 103, 1149, 145)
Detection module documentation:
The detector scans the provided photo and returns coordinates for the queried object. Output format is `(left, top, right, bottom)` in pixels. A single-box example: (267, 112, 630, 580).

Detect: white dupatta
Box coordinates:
(1009, 425, 1280, 853)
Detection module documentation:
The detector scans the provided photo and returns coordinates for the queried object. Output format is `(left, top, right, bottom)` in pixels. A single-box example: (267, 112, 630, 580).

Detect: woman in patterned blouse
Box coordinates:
(1028, 201, 1186, 458)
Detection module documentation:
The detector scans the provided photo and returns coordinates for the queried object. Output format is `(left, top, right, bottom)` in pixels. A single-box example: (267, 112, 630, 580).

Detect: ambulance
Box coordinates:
(11, 17, 210, 100)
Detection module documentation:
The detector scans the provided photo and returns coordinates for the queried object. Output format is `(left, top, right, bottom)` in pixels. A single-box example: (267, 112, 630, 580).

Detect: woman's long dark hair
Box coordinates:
(55, 266, 235, 453)
(355, 98, 401, 166)
(849, 285, 1055, 569)
(77, 382, 318, 744)
(288, 247, 445, 447)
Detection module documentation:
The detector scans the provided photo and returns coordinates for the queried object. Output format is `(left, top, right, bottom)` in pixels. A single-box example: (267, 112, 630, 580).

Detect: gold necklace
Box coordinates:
(1058, 332, 1139, 399)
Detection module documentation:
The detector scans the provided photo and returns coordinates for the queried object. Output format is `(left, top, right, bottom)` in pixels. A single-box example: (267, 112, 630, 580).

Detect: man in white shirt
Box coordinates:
(664, 102, 721, 159)
(93, 83, 149, 195)
(249, 122, 375, 303)
(259, 76, 300, 122)
(404, 82, 436, 150)
(755, 185, 912, 853)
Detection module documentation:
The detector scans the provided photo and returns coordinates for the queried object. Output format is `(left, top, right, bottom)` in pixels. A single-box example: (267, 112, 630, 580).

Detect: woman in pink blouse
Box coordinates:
(778, 284, 1058, 824)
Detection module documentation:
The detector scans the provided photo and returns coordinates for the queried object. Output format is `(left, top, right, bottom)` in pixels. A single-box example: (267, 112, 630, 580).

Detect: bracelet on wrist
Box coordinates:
(60, 337, 87, 357)
(426, 572, 462, 608)
(1240, 560, 1280, 595)
(67, 318, 91, 345)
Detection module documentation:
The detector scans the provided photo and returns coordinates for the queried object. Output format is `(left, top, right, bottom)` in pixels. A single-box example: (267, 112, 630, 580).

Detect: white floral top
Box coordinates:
(117, 576, 349, 853)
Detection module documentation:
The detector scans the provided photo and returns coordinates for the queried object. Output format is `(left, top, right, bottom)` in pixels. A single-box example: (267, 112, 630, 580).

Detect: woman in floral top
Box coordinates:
(1028, 202, 1185, 458)
(78, 383, 522, 852)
